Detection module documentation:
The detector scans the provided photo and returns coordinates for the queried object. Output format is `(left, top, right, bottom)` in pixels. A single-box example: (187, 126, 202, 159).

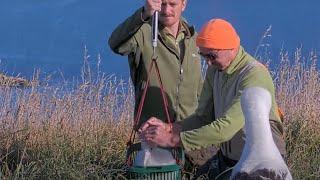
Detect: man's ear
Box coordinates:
(182, 0, 187, 12)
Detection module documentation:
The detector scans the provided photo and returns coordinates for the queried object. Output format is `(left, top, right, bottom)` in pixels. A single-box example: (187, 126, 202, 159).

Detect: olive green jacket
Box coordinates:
(108, 8, 202, 126)
(180, 47, 286, 160)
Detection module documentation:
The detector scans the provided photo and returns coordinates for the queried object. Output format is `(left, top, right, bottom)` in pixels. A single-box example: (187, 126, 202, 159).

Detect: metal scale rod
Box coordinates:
(152, 11, 159, 57)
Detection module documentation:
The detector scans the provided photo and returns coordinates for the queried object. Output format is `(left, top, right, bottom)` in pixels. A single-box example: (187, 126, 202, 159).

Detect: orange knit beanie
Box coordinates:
(196, 18, 240, 49)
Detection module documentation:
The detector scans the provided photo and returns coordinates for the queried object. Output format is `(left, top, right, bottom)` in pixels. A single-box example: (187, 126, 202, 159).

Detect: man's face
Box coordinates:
(159, 0, 186, 27)
(199, 47, 235, 70)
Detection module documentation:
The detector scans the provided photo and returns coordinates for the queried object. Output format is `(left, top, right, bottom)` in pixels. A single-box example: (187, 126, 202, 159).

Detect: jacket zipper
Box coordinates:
(175, 63, 183, 121)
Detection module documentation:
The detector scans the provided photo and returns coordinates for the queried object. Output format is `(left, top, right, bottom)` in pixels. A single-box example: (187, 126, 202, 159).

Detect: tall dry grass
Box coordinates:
(0, 48, 319, 179)
(0, 50, 135, 179)
(275, 48, 320, 179)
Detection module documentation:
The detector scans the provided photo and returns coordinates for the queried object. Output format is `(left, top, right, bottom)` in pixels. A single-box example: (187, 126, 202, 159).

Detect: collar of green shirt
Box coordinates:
(224, 46, 252, 75)
(159, 18, 192, 40)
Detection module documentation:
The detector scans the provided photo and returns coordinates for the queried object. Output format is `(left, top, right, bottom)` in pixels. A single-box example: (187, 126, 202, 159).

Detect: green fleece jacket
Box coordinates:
(108, 8, 202, 126)
(180, 47, 286, 160)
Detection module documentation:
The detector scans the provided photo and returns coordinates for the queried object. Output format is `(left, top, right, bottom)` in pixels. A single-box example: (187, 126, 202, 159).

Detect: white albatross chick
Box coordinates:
(231, 87, 292, 180)
(133, 141, 176, 167)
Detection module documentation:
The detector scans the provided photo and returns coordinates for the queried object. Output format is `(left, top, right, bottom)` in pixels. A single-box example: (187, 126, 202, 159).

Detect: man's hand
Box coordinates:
(142, 0, 162, 20)
(139, 117, 182, 148)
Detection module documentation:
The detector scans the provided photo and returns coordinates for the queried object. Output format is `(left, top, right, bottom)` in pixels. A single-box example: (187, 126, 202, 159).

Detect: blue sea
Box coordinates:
(0, 0, 319, 83)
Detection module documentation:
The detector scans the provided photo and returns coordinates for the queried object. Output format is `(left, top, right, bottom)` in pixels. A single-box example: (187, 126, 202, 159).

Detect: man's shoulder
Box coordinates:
(249, 60, 270, 74)
(181, 17, 196, 37)
(240, 50, 269, 75)
(244, 60, 273, 85)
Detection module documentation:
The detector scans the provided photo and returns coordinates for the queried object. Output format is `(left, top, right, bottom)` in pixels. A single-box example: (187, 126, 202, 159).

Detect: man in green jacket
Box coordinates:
(108, 0, 216, 169)
(140, 18, 286, 179)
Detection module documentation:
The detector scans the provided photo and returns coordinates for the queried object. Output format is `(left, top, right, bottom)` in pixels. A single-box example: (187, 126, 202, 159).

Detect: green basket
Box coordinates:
(128, 164, 181, 180)
(126, 142, 184, 180)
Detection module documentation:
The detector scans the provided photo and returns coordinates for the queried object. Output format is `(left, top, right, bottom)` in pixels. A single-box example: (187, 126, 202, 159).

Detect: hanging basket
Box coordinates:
(126, 142, 184, 180)
(125, 58, 184, 179)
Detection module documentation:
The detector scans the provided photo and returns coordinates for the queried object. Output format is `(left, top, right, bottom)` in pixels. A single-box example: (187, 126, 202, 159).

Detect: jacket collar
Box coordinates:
(224, 46, 252, 75)
(158, 17, 194, 39)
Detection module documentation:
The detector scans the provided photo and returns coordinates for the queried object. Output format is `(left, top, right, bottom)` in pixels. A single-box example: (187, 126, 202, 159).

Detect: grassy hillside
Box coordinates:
(0, 49, 319, 179)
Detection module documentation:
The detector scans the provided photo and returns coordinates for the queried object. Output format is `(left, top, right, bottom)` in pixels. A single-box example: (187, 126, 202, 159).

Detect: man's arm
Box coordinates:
(180, 97, 244, 151)
(180, 65, 275, 151)
(108, 7, 146, 56)
(138, 97, 243, 150)
(108, 0, 161, 55)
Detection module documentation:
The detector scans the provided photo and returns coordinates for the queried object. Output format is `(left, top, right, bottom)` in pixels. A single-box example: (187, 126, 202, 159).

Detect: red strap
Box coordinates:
(154, 60, 172, 124)
(127, 58, 172, 146)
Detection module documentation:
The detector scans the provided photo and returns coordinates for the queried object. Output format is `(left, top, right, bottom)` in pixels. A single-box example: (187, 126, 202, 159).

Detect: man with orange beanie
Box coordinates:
(140, 18, 286, 178)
